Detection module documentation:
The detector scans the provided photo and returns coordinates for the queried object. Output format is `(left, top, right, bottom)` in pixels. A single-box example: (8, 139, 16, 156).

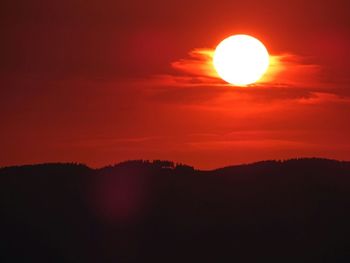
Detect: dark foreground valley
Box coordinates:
(1, 158, 350, 262)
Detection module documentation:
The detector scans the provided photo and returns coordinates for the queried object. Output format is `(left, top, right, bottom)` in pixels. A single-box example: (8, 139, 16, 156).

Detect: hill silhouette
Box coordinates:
(1, 158, 350, 262)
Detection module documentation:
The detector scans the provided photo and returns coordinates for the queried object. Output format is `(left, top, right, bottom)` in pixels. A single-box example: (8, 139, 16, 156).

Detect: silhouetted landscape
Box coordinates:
(1, 158, 350, 262)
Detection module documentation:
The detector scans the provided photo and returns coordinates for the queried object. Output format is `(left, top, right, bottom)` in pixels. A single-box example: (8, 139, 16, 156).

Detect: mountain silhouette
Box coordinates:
(1, 158, 350, 262)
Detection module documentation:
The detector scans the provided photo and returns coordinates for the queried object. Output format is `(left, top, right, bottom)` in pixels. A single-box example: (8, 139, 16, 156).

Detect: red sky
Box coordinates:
(1, 0, 350, 169)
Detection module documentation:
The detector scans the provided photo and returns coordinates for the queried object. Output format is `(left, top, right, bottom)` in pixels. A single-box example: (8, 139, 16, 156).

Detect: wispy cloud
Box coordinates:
(263, 53, 322, 87)
(140, 45, 348, 110)
(171, 49, 219, 79)
(297, 91, 350, 105)
(149, 47, 323, 88)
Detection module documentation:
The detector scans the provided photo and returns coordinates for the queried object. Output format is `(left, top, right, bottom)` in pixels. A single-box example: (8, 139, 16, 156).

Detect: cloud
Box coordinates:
(149, 47, 323, 88)
(263, 54, 322, 87)
(141, 45, 349, 110)
(171, 49, 219, 79)
(147, 82, 348, 111)
(297, 92, 350, 105)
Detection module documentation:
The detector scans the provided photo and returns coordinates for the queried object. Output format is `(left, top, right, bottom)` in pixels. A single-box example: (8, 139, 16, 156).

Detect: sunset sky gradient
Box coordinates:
(1, 0, 350, 169)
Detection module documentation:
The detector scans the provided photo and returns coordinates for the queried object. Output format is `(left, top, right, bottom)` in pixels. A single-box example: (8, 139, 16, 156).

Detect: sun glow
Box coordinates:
(213, 35, 270, 86)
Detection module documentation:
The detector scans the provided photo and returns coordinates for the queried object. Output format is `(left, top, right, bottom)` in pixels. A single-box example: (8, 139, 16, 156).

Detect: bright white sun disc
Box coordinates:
(213, 34, 270, 86)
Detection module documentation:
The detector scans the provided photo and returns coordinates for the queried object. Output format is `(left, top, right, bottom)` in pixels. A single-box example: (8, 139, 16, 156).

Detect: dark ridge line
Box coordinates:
(213, 157, 350, 171)
(1, 157, 349, 172)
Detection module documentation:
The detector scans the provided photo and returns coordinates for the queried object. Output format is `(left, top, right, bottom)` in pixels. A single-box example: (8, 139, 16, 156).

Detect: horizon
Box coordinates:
(2, 156, 350, 171)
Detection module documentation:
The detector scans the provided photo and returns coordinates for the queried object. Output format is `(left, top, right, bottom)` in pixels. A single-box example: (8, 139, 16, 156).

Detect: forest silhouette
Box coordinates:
(1, 158, 350, 262)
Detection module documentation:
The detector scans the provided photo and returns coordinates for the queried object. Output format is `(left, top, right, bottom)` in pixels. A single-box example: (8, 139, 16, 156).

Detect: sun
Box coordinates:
(213, 34, 270, 86)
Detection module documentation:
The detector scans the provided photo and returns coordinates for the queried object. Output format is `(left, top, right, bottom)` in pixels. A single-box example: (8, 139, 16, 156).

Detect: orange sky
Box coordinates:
(1, 0, 350, 169)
